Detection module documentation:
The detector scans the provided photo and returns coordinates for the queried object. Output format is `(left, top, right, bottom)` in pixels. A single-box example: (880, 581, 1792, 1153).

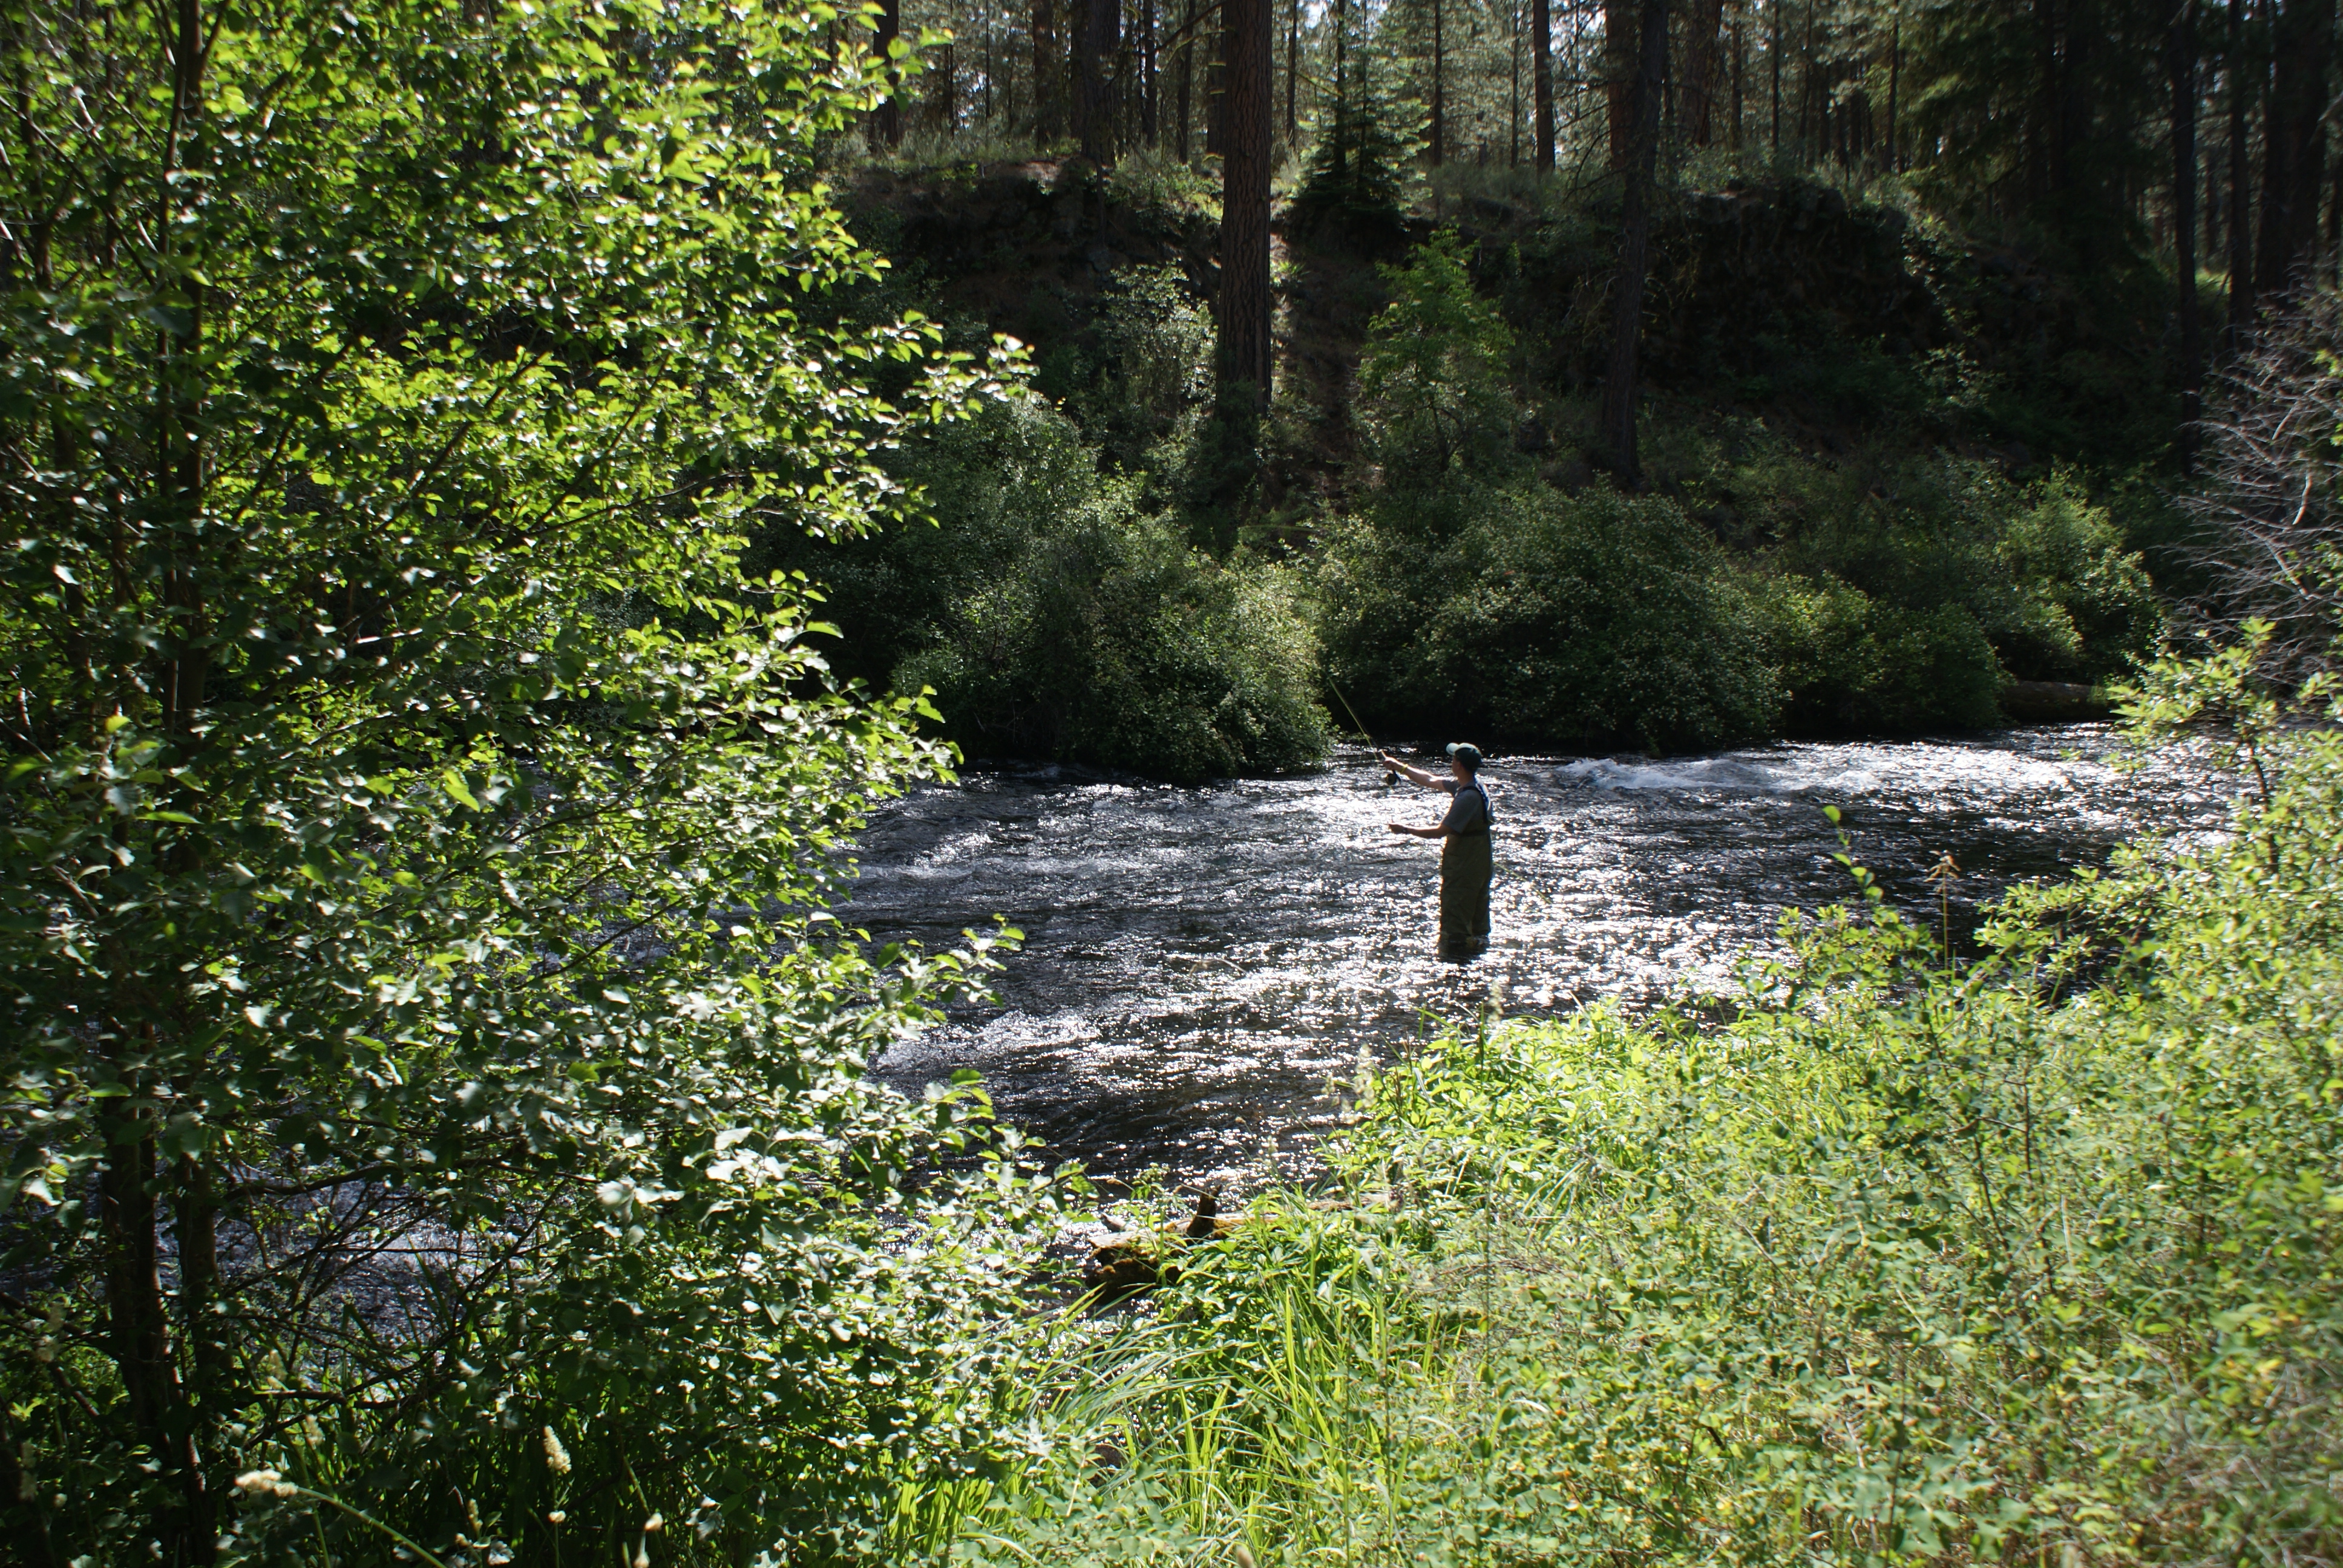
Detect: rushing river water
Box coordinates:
(853, 726, 2225, 1187)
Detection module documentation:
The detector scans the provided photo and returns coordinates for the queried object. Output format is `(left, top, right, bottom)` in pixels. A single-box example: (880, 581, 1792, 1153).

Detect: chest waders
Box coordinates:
(1440, 781, 1494, 955)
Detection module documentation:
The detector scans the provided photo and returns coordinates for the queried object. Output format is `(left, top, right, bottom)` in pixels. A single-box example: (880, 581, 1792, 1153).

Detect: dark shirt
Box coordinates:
(1439, 779, 1492, 835)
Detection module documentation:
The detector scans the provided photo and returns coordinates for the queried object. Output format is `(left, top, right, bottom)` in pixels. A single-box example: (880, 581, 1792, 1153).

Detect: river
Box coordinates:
(853, 726, 2224, 1187)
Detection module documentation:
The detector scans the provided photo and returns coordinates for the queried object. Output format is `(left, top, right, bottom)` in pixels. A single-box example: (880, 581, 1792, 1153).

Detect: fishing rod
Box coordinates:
(1324, 675, 1400, 785)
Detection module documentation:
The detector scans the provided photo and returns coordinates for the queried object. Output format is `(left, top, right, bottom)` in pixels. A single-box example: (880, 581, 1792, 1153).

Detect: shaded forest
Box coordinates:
(747, 0, 2340, 774)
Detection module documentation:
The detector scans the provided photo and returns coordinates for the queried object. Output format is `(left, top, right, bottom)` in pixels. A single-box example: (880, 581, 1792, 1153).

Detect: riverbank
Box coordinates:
(899, 715, 2343, 1567)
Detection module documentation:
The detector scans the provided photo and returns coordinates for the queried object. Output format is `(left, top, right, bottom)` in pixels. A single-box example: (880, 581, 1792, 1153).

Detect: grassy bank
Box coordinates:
(909, 675, 2343, 1565)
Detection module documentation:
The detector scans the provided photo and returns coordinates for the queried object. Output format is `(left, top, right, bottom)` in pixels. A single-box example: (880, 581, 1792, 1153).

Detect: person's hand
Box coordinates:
(1387, 822, 1410, 834)
(1377, 751, 1398, 771)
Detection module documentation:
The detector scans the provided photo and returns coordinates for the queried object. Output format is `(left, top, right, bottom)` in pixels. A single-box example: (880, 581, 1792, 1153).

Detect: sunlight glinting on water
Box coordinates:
(853, 726, 2224, 1186)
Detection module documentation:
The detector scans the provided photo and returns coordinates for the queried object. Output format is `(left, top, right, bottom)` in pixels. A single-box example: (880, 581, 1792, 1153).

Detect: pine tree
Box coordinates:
(1291, 47, 1423, 227)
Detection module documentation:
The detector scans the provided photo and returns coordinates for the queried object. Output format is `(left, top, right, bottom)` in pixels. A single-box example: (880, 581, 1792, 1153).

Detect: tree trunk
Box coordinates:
(1605, 0, 1635, 164)
(931, 41, 957, 131)
(1430, 0, 1446, 166)
(1035, 0, 1064, 141)
(1286, 0, 1300, 142)
(2172, 0, 2202, 472)
(1076, 0, 1121, 160)
(1176, 0, 1195, 157)
(2227, 0, 2255, 332)
(1683, 0, 1723, 145)
(1886, 19, 1899, 168)
(1331, 0, 1348, 178)
(1601, 0, 1667, 483)
(1732, 5, 1745, 148)
(1511, 0, 1523, 165)
(2254, 0, 2333, 293)
(1206, 4, 1226, 153)
(875, 0, 902, 146)
(1769, 0, 1781, 150)
(1533, 0, 1555, 169)
(1143, 0, 1159, 143)
(1219, 0, 1274, 410)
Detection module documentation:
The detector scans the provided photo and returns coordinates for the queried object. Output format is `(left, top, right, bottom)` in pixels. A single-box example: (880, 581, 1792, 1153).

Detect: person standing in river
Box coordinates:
(1381, 743, 1494, 957)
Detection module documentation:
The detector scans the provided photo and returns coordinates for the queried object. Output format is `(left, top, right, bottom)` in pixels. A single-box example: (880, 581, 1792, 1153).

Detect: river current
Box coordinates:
(853, 727, 2225, 1187)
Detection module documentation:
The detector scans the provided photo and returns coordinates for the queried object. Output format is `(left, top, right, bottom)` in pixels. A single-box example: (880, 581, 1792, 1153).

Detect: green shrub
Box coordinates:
(1995, 467, 2163, 679)
(780, 394, 1329, 782)
(1322, 482, 1781, 750)
(1653, 417, 2160, 716)
(1355, 233, 1521, 485)
(1753, 570, 2005, 730)
(0, 4, 1066, 1562)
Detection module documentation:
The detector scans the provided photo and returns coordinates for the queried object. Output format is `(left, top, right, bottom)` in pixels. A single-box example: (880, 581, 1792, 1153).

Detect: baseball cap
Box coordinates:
(1445, 742, 1483, 768)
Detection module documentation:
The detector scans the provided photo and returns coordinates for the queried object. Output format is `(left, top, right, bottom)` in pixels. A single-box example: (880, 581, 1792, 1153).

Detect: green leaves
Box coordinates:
(0, 0, 1063, 1557)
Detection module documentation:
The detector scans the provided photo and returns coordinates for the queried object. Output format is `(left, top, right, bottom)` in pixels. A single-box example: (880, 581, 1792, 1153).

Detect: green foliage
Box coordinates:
(1289, 50, 1423, 233)
(1045, 264, 1217, 469)
(771, 395, 1329, 783)
(1751, 573, 2005, 731)
(1357, 234, 1520, 483)
(1642, 417, 2160, 726)
(1321, 482, 1781, 750)
(0, 0, 1068, 1561)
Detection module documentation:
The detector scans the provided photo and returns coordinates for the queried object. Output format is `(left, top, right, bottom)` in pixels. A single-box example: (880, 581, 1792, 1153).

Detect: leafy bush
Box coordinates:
(1355, 234, 1521, 484)
(1647, 416, 2160, 724)
(773, 394, 1329, 783)
(0, 3, 1065, 1562)
(1321, 482, 1781, 750)
(1752, 571, 2005, 730)
(1041, 263, 1217, 471)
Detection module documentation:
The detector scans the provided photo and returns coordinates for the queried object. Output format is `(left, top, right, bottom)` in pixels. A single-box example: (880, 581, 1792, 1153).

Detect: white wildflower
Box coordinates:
(542, 1425, 571, 1475)
(233, 1468, 298, 1498)
(642, 1513, 664, 1534)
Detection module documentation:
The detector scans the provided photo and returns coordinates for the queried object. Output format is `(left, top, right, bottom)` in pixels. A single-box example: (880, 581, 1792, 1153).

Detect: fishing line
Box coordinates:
(1324, 675, 1398, 785)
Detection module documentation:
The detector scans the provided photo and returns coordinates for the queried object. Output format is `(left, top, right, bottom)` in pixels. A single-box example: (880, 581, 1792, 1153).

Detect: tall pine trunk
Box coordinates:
(1219, 0, 1274, 411)
(2227, 0, 2255, 332)
(1601, 0, 1667, 482)
(1533, 0, 1555, 169)
(1605, 0, 1635, 164)
(1683, 0, 1724, 145)
(1286, 0, 1301, 142)
(875, 0, 902, 146)
(1076, 0, 1121, 160)
(1040, 0, 1067, 142)
(2172, 0, 2202, 471)
(1175, 0, 1195, 157)
(1206, 4, 1226, 153)
(2253, 0, 2333, 292)
(1142, 0, 1159, 143)
(1428, 0, 1447, 166)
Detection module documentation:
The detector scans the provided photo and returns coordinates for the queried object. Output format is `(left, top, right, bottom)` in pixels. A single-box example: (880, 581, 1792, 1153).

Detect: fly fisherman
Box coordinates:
(1381, 743, 1494, 957)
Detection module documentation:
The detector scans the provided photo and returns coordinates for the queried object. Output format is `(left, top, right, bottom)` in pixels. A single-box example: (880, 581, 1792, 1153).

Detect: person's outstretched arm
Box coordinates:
(1378, 751, 1449, 789)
